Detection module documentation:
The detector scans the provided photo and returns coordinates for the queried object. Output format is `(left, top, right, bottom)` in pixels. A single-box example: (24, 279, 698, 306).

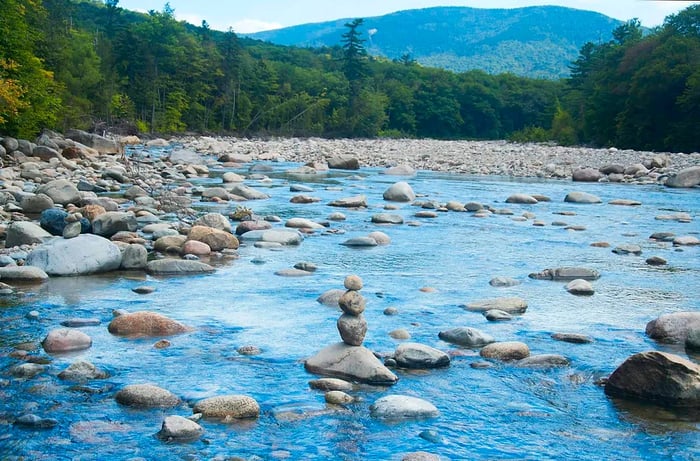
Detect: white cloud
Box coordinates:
(231, 19, 284, 34)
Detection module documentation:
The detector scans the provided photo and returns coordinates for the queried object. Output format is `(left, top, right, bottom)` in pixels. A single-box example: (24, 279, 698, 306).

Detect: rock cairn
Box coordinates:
(337, 275, 367, 346)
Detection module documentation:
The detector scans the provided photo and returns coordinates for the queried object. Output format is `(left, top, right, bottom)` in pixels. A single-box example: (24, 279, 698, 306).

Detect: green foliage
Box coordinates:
(550, 103, 577, 146)
(508, 126, 550, 143)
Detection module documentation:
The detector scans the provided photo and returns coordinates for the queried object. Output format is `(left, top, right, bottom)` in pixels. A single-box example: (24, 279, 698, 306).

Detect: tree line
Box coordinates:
(1, 1, 699, 153)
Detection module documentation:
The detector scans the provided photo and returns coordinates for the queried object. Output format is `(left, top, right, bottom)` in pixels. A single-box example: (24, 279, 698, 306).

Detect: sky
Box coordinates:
(116, 0, 700, 34)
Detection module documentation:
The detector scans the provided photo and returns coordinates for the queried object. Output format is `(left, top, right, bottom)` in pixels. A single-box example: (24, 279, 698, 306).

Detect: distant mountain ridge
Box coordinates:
(246, 6, 622, 79)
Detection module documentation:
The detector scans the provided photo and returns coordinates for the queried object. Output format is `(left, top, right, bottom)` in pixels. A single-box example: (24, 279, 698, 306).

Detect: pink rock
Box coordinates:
(42, 328, 92, 353)
(181, 239, 211, 255)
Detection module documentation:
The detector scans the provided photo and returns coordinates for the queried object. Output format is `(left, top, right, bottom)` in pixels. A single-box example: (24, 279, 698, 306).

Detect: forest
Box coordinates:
(1, 0, 699, 153)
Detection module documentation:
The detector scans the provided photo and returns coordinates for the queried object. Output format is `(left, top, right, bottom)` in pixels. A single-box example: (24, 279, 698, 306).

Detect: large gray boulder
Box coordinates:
(369, 395, 439, 420)
(645, 312, 700, 344)
(26, 234, 122, 276)
(572, 168, 603, 182)
(383, 182, 416, 202)
(604, 351, 700, 407)
(5, 221, 52, 247)
(665, 166, 700, 188)
(35, 179, 81, 205)
(305, 342, 398, 385)
(92, 212, 138, 237)
(394, 343, 450, 369)
(438, 327, 495, 348)
(65, 129, 120, 154)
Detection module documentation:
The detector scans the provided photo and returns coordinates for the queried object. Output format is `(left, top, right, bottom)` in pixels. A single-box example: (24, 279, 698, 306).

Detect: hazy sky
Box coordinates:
(116, 1, 699, 33)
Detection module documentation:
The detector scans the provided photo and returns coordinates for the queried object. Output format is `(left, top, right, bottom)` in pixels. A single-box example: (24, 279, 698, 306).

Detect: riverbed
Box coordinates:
(1, 148, 698, 460)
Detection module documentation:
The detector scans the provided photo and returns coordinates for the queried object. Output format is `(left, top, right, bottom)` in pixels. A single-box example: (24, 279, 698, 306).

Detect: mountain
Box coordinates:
(246, 6, 622, 79)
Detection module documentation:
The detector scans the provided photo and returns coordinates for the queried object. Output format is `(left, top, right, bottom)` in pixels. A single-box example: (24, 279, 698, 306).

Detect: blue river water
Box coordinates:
(1, 158, 699, 460)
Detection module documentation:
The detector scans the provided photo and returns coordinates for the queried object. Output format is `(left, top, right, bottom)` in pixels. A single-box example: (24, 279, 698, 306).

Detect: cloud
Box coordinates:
(231, 19, 284, 34)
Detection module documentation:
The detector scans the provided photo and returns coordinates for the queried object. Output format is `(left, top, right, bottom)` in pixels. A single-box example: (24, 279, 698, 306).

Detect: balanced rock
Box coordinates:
(337, 314, 368, 346)
(108, 311, 191, 337)
(394, 342, 450, 369)
(115, 384, 180, 408)
(304, 342, 398, 385)
(338, 290, 366, 315)
(42, 328, 92, 353)
(369, 395, 439, 420)
(604, 351, 700, 407)
(193, 395, 260, 419)
(344, 275, 363, 291)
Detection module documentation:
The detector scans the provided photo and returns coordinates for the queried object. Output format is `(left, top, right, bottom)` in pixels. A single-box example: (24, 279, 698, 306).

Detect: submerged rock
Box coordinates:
(304, 342, 398, 385)
(157, 415, 204, 442)
(480, 341, 530, 361)
(369, 395, 439, 420)
(108, 311, 191, 337)
(604, 351, 700, 407)
(58, 361, 109, 382)
(193, 395, 260, 419)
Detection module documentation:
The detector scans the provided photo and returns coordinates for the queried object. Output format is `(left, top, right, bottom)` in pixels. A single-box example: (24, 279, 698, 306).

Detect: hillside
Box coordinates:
(247, 6, 622, 79)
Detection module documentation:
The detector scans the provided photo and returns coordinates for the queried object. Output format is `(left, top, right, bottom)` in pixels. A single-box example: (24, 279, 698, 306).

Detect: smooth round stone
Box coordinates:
(383, 307, 399, 316)
(237, 345, 262, 355)
(389, 329, 411, 340)
(517, 354, 570, 368)
(108, 311, 190, 337)
(42, 328, 92, 353)
(480, 341, 530, 361)
(674, 235, 700, 246)
(325, 390, 354, 405)
(367, 231, 391, 245)
(370, 395, 439, 420)
(506, 193, 538, 204)
(60, 318, 101, 327)
(309, 378, 353, 391)
(157, 415, 204, 442)
(565, 279, 595, 296)
(564, 191, 602, 204)
(464, 297, 527, 314)
(317, 289, 345, 307)
(551, 333, 594, 344)
(132, 286, 156, 294)
(609, 199, 642, 206)
(612, 244, 642, 255)
(193, 395, 260, 420)
(58, 361, 109, 382)
(344, 275, 363, 291)
(115, 384, 180, 408)
(371, 213, 404, 224)
(484, 309, 513, 321)
(294, 262, 318, 272)
(340, 237, 378, 247)
(438, 327, 495, 348)
(646, 256, 667, 266)
(337, 313, 368, 346)
(327, 212, 346, 221)
(338, 290, 366, 315)
(394, 342, 450, 369)
(415, 211, 438, 218)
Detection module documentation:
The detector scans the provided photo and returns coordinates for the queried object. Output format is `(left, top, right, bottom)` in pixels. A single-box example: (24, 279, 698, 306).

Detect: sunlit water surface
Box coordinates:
(1, 156, 698, 460)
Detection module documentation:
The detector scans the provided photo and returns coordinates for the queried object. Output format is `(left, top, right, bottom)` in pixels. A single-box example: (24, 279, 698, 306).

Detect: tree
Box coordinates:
(341, 19, 368, 84)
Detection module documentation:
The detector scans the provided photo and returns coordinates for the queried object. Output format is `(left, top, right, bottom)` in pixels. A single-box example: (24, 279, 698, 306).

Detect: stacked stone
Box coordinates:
(337, 275, 368, 346)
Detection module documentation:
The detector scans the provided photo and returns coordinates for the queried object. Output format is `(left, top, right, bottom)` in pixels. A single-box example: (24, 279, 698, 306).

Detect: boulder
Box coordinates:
(20, 193, 54, 214)
(529, 267, 600, 281)
(229, 184, 270, 200)
(108, 311, 191, 337)
(464, 297, 527, 314)
(674, 235, 700, 246)
(394, 343, 450, 369)
(337, 313, 368, 346)
(309, 378, 353, 391)
(285, 218, 326, 230)
(26, 234, 122, 275)
(187, 226, 239, 251)
(120, 244, 148, 270)
(193, 395, 260, 419)
(369, 395, 439, 420)
(157, 415, 204, 442)
(235, 220, 272, 235)
(35, 179, 81, 205)
(92, 212, 138, 237)
(327, 155, 359, 170)
(371, 213, 404, 225)
(479, 341, 530, 361)
(328, 195, 367, 208)
(565, 279, 595, 295)
(146, 259, 215, 275)
(325, 390, 354, 405)
(240, 229, 304, 246)
(572, 168, 603, 182)
(58, 361, 109, 382)
(304, 342, 398, 385)
(317, 289, 345, 307)
(181, 240, 211, 256)
(505, 193, 538, 204)
(383, 164, 416, 176)
(564, 192, 602, 204)
(5, 221, 52, 247)
(516, 354, 570, 368)
(489, 276, 521, 287)
(645, 312, 700, 344)
(367, 231, 391, 245)
(153, 235, 187, 253)
(65, 129, 120, 154)
(604, 351, 700, 407)
(340, 237, 378, 247)
(383, 182, 416, 202)
(115, 384, 180, 408)
(42, 328, 92, 353)
(438, 327, 495, 348)
(192, 213, 232, 232)
(665, 166, 700, 188)
(0, 266, 49, 283)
